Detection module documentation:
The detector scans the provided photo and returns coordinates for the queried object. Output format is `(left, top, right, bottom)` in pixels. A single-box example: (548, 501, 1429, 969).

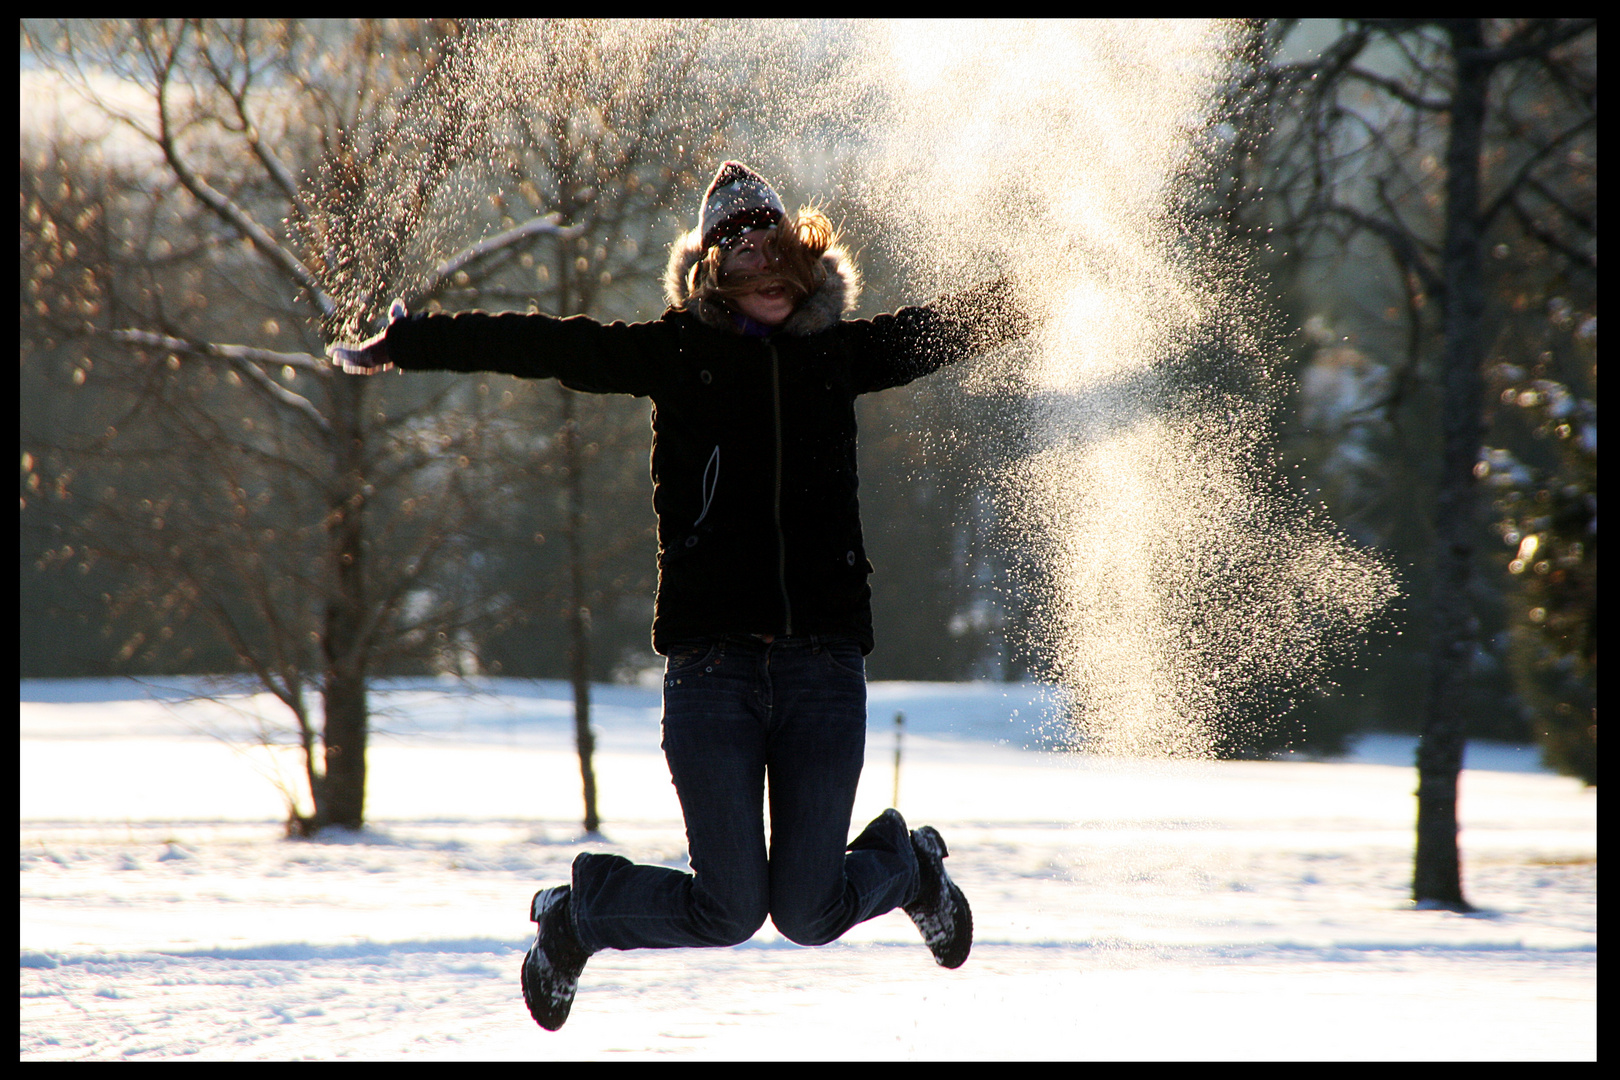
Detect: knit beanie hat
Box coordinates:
(699, 161, 786, 252)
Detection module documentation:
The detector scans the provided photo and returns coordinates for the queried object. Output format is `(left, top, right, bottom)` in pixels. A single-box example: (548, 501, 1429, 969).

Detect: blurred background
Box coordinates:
(19, 20, 1594, 782)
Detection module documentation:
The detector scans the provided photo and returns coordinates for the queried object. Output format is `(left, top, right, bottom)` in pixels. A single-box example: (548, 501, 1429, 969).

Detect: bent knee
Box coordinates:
(769, 910, 842, 948)
(713, 915, 766, 947)
(696, 902, 767, 948)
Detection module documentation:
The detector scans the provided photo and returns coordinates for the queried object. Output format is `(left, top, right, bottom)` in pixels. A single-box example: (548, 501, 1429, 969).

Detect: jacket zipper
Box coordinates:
(768, 342, 793, 636)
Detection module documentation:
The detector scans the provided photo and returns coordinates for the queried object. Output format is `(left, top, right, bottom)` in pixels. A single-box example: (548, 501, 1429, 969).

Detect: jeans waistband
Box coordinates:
(676, 632, 854, 652)
(661, 633, 864, 661)
(730, 632, 853, 648)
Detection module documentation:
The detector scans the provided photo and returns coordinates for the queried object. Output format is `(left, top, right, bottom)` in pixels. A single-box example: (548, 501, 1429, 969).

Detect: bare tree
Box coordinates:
(1218, 18, 1595, 908)
(21, 19, 594, 833)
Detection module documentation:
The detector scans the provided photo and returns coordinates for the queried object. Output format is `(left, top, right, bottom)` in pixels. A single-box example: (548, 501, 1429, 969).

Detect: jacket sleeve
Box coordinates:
(841, 276, 1031, 394)
(383, 309, 673, 397)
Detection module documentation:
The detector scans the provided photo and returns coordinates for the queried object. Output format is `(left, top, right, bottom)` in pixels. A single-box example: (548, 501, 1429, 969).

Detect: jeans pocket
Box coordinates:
(820, 639, 866, 677)
(665, 640, 720, 679)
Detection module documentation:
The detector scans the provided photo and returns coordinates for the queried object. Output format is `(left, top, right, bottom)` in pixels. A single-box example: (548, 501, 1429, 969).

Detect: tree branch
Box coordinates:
(1481, 114, 1596, 227)
(151, 28, 336, 318)
(418, 213, 586, 301)
(1344, 65, 1449, 112)
(1524, 175, 1595, 240)
(108, 329, 334, 437)
(1508, 194, 1597, 273)
(199, 21, 317, 225)
(1320, 201, 1445, 298)
(108, 329, 328, 372)
(1468, 18, 1595, 67)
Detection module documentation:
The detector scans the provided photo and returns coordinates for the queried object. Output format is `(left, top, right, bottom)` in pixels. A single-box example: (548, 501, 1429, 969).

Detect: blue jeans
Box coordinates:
(568, 634, 919, 952)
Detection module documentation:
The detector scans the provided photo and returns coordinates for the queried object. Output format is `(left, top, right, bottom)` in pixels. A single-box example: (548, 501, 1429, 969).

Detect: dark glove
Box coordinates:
(328, 298, 408, 374)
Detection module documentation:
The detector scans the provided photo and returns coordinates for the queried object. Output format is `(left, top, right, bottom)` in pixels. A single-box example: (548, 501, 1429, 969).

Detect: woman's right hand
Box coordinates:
(327, 298, 407, 374)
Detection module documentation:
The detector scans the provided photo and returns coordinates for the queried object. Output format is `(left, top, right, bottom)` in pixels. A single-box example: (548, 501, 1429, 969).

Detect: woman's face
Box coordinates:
(721, 229, 795, 328)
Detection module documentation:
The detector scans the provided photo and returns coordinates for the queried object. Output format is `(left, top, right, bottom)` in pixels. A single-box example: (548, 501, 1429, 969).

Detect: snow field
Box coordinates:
(20, 678, 1596, 1060)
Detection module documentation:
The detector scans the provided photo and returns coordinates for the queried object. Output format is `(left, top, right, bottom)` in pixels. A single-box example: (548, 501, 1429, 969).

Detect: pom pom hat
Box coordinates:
(700, 161, 787, 252)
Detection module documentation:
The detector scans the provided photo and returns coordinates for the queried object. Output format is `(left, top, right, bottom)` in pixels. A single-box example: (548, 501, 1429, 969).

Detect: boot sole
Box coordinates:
(521, 942, 575, 1031)
(908, 826, 972, 969)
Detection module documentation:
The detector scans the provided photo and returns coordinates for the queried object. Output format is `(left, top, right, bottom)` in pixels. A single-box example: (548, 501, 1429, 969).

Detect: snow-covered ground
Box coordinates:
(20, 677, 1596, 1060)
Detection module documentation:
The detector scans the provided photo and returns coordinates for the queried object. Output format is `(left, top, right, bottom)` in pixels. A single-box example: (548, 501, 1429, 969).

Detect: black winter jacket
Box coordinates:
(384, 244, 1026, 655)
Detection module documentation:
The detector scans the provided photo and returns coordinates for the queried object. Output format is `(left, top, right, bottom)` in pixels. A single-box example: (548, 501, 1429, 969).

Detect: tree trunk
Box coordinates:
(1414, 21, 1489, 911)
(316, 374, 371, 832)
(560, 387, 600, 835)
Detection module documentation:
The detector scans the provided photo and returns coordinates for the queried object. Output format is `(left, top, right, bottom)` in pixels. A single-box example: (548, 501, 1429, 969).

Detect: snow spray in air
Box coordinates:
(833, 21, 1400, 758)
(319, 20, 1399, 758)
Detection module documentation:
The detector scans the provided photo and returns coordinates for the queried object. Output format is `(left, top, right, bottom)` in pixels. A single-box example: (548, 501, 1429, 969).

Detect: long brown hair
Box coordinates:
(688, 206, 836, 311)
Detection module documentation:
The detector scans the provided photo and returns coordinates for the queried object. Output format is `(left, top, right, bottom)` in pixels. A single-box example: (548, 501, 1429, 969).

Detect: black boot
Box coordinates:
(520, 885, 593, 1030)
(902, 825, 973, 969)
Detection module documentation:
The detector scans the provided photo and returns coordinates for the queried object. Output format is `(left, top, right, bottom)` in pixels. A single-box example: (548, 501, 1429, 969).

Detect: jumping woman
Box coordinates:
(330, 161, 1028, 1030)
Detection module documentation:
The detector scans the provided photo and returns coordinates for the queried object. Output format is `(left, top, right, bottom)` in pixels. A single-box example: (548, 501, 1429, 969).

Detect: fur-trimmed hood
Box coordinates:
(662, 228, 862, 337)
